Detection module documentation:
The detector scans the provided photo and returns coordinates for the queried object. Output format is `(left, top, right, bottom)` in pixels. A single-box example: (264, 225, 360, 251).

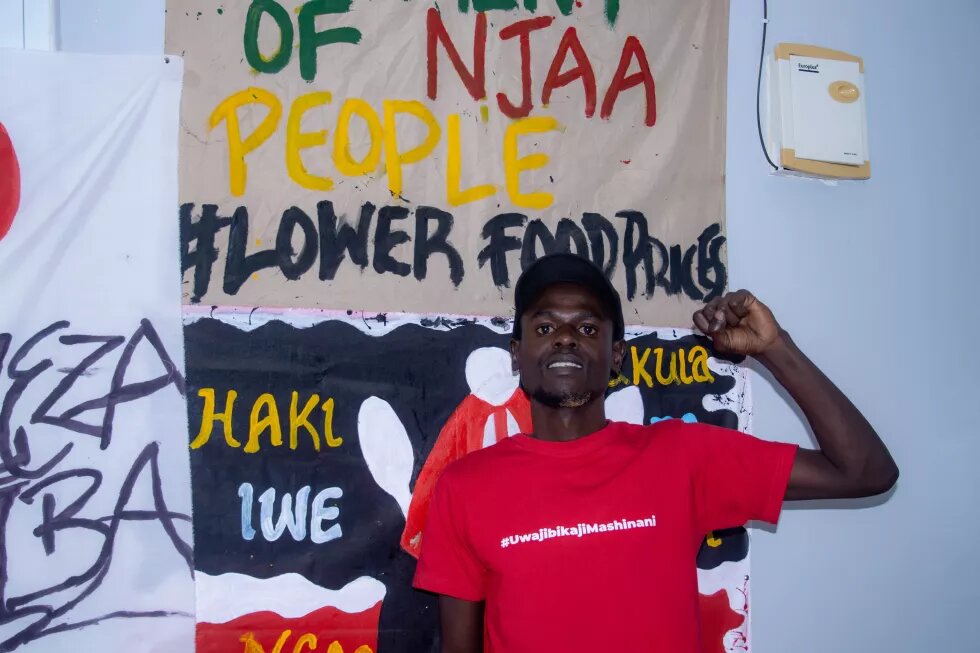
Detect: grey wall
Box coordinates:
(54, 0, 979, 650)
(56, 0, 164, 54)
(729, 1, 979, 651)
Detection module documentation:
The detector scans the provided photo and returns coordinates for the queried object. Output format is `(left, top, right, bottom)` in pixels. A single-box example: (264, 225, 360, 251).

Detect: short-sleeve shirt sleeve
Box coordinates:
(681, 422, 798, 533)
(413, 466, 487, 601)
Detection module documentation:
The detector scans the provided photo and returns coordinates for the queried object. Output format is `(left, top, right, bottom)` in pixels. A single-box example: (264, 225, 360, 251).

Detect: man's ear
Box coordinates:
(509, 338, 520, 373)
(611, 339, 626, 375)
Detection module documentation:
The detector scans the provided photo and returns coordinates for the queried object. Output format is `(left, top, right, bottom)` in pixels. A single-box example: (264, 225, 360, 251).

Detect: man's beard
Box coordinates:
(522, 381, 595, 409)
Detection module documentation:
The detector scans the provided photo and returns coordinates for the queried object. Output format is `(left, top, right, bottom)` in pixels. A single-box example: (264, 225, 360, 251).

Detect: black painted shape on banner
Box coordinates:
(185, 319, 507, 581)
(696, 527, 749, 571)
(185, 318, 743, 652)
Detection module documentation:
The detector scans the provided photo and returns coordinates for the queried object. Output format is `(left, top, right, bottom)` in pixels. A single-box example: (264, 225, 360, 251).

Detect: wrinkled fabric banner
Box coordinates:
(0, 50, 193, 652)
(167, 0, 729, 326)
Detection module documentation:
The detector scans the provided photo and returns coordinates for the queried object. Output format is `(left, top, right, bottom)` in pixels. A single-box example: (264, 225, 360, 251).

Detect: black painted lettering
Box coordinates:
(553, 218, 590, 259)
(582, 212, 619, 278)
(478, 213, 528, 287)
(223, 206, 278, 296)
(179, 204, 232, 304)
(414, 206, 464, 286)
(373, 206, 412, 277)
(616, 211, 654, 300)
(697, 223, 727, 301)
(318, 200, 373, 281)
(276, 207, 319, 280)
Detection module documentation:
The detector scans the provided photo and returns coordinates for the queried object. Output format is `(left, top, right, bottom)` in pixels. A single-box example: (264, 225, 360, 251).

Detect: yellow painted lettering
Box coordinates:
(191, 388, 240, 449)
(292, 634, 318, 653)
(326, 642, 343, 653)
(382, 100, 441, 199)
(246, 393, 283, 454)
(271, 630, 293, 653)
(239, 630, 292, 653)
(447, 114, 495, 206)
(630, 346, 652, 387)
(503, 116, 559, 209)
(322, 397, 343, 447)
(678, 348, 694, 384)
(689, 346, 715, 383)
(286, 91, 334, 191)
(654, 348, 679, 386)
(354, 647, 374, 653)
(240, 632, 265, 653)
(290, 392, 321, 451)
(334, 98, 383, 177)
(209, 87, 282, 196)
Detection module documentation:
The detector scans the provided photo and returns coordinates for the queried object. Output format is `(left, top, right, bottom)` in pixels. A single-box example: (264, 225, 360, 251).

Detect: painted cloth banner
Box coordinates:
(0, 51, 193, 652)
(184, 309, 753, 653)
(167, 0, 730, 326)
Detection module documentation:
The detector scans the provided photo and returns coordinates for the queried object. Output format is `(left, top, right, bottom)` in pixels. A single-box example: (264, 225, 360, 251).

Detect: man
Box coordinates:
(413, 253, 898, 653)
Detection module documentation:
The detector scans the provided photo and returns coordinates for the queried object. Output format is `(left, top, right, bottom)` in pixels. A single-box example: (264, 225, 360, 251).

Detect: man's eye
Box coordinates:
(535, 325, 553, 335)
(579, 324, 597, 336)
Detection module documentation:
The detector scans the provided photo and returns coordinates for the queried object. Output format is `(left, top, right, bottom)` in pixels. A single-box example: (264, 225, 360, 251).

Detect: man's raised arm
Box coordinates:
(694, 290, 899, 500)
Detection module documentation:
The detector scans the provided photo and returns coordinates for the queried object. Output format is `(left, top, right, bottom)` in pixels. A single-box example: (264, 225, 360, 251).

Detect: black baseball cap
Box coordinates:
(512, 253, 625, 341)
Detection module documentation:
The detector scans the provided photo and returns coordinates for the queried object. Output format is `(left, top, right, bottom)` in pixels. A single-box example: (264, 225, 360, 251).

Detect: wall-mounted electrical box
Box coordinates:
(768, 43, 870, 179)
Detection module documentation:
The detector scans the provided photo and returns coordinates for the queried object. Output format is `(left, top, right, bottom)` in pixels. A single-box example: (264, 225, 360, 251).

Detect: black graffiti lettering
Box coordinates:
(0, 333, 9, 378)
(698, 223, 727, 301)
(617, 211, 655, 300)
(477, 212, 528, 287)
(58, 320, 186, 450)
(582, 212, 619, 279)
(1, 322, 73, 480)
(19, 469, 104, 555)
(0, 320, 192, 650)
(667, 244, 705, 298)
(648, 235, 670, 292)
(180, 204, 234, 304)
(179, 199, 728, 306)
(277, 207, 319, 280)
(318, 200, 373, 281)
(31, 335, 125, 438)
(0, 443, 192, 651)
(414, 206, 464, 286)
(680, 245, 704, 300)
(0, 479, 31, 614)
(554, 218, 590, 259)
(373, 206, 412, 277)
(224, 206, 279, 295)
(520, 219, 556, 270)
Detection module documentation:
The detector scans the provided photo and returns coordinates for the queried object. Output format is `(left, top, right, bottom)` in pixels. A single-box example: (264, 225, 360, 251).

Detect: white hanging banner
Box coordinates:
(0, 50, 193, 652)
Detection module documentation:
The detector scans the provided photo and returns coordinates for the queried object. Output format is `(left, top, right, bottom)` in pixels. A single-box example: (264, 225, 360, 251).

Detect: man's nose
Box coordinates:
(552, 324, 578, 347)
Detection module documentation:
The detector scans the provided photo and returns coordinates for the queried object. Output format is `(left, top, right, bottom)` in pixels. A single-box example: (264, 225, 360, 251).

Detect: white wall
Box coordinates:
(51, 0, 979, 650)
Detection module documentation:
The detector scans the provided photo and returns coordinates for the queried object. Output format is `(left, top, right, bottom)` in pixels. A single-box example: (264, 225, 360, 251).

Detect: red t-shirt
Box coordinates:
(413, 420, 797, 653)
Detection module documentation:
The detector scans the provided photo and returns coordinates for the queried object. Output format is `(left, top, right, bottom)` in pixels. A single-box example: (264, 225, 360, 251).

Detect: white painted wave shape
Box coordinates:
(196, 571, 386, 624)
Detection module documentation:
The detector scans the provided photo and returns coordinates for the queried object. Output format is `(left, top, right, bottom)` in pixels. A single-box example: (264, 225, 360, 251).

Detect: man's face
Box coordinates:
(510, 283, 625, 409)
